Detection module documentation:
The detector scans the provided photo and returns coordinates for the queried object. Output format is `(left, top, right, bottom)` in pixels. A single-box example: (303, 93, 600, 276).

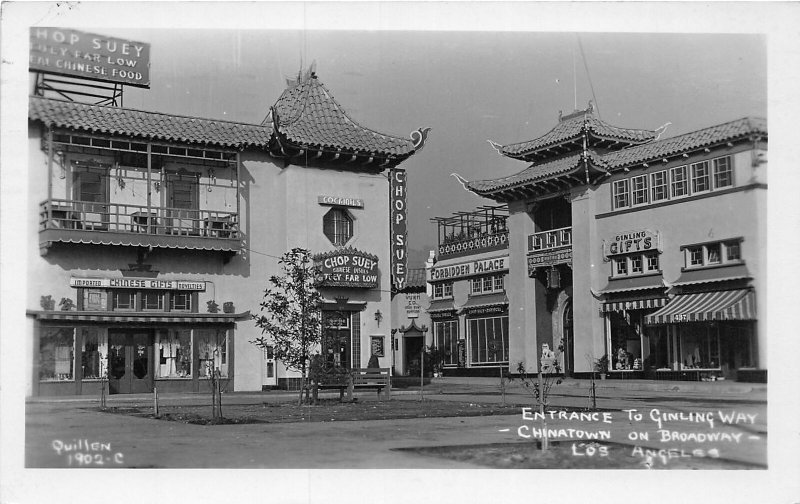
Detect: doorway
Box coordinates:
(322, 311, 351, 369)
(403, 332, 424, 376)
(108, 330, 154, 394)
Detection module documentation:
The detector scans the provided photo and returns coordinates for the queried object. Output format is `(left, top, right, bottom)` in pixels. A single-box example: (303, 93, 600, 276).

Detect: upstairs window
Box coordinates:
(471, 274, 505, 295)
(612, 179, 630, 210)
(683, 239, 743, 269)
(631, 175, 649, 206)
(713, 157, 733, 189)
(612, 252, 661, 278)
(650, 170, 668, 202)
(323, 208, 353, 246)
(433, 282, 453, 300)
(671, 166, 689, 198)
(691, 161, 711, 193)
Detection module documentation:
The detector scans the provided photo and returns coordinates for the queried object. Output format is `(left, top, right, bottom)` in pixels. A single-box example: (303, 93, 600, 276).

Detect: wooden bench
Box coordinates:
(315, 367, 391, 401)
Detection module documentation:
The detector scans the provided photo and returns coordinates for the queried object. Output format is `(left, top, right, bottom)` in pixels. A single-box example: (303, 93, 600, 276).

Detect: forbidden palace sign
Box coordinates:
(314, 248, 379, 289)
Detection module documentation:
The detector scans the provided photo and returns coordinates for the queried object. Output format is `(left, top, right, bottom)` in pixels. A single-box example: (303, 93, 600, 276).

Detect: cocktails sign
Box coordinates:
(314, 248, 379, 289)
(30, 28, 151, 88)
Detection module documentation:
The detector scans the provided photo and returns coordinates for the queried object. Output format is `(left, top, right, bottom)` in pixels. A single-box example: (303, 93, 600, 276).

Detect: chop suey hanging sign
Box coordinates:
(314, 248, 379, 288)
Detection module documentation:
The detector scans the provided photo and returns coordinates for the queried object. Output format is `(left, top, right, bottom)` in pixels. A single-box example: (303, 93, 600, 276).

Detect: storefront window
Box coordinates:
(80, 327, 107, 379)
(680, 325, 720, 369)
(39, 327, 74, 381)
(198, 329, 228, 378)
(142, 291, 164, 311)
(171, 292, 192, 311)
(468, 316, 509, 364)
(608, 311, 643, 371)
(113, 290, 135, 310)
(83, 289, 106, 311)
(156, 330, 192, 378)
(434, 320, 459, 366)
(647, 326, 670, 370)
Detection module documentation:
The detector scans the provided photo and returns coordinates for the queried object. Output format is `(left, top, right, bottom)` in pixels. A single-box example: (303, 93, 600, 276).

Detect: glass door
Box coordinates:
(107, 330, 153, 394)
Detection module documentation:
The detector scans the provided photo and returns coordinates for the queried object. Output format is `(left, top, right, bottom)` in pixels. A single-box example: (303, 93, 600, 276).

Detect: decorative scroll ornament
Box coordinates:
(410, 127, 431, 151)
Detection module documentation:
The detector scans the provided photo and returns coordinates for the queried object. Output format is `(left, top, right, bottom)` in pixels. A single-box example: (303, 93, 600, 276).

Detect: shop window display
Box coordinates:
(198, 329, 228, 378)
(80, 327, 107, 379)
(680, 325, 720, 369)
(156, 330, 192, 378)
(434, 320, 459, 366)
(608, 311, 643, 371)
(40, 327, 75, 381)
(468, 316, 509, 364)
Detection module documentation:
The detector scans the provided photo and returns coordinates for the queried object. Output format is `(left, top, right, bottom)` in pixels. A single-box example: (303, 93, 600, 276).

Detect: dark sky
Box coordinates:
(105, 28, 765, 266)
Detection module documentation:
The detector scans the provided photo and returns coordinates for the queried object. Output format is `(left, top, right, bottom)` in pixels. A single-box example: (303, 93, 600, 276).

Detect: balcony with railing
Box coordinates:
(39, 199, 241, 256)
(432, 205, 509, 259)
(527, 226, 572, 252)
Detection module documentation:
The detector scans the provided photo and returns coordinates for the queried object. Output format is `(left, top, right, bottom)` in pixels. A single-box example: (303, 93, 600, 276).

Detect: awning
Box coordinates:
(670, 264, 751, 288)
(27, 310, 250, 324)
(644, 289, 756, 325)
(600, 275, 666, 295)
(428, 299, 456, 313)
(600, 297, 667, 313)
(460, 293, 508, 315)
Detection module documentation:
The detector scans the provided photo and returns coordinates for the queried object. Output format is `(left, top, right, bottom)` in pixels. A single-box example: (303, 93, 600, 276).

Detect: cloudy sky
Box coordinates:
(82, 28, 768, 264)
(5, 2, 772, 266)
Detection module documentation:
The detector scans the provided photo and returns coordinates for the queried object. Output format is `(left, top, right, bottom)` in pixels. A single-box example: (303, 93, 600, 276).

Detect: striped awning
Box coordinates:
(644, 289, 756, 325)
(27, 310, 249, 324)
(600, 297, 667, 313)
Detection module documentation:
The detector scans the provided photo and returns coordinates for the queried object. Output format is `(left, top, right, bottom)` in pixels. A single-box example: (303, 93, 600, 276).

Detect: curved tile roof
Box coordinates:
(493, 109, 656, 159)
(272, 72, 418, 156)
(467, 152, 607, 193)
(470, 116, 766, 196)
(603, 117, 767, 169)
(29, 96, 270, 148)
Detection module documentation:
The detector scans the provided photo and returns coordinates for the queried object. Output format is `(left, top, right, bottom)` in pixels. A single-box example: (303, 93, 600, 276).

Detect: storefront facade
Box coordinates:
(465, 105, 766, 381)
(27, 66, 429, 395)
(390, 267, 432, 376)
(426, 206, 511, 376)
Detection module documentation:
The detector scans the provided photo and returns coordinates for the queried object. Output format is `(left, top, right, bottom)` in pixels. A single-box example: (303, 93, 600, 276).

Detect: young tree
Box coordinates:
(252, 248, 323, 405)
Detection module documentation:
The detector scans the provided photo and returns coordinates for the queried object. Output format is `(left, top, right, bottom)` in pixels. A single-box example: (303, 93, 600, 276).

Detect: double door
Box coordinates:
(108, 330, 153, 394)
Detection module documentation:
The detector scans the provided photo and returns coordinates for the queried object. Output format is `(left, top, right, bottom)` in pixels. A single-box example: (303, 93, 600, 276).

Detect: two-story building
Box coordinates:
(426, 205, 511, 376)
(27, 67, 429, 396)
(464, 104, 766, 381)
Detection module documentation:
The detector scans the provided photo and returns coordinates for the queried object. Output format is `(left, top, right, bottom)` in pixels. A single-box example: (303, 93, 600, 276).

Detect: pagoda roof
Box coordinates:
(489, 104, 656, 162)
(466, 151, 608, 197)
(29, 95, 270, 149)
(468, 116, 767, 201)
(269, 68, 430, 169)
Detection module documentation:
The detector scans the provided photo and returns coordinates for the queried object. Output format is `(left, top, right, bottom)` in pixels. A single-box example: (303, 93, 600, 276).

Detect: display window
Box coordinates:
(39, 327, 75, 381)
(80, 327, 107, 379)
(434, 319, 459, 366)
(197, 329, 228, 378)
(156, 329, 192, 378)
(679, 325, 720, 370)
(607, 311, 644, 371)
(468, 315, 509, 364)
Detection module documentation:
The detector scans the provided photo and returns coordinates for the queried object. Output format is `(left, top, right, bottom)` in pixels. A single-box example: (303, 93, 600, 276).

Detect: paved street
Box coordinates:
(24, 378, 767, 469)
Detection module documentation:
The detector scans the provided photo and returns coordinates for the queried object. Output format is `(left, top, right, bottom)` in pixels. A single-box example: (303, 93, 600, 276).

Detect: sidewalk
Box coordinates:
(25, 376, 766, 405)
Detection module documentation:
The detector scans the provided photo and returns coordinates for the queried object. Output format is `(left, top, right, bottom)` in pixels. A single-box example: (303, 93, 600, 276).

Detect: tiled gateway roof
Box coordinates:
(271, 72, 418, 157)
(29, 96, 271, 149)
(470, 116, 766, 196)
(492, 108, 656, 159)
(405, 268, 428, 291)
(467, 152, 607, 193)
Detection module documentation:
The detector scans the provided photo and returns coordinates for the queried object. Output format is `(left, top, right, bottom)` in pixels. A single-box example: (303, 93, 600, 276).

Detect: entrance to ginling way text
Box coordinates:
(108, 330, 154, 394)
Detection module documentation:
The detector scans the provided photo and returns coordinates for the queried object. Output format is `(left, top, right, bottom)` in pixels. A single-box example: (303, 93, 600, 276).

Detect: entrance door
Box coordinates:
(403, 332, 424, 376)
(108, 330, 153, 394)
(167, 172, 199, 235)
(323, 312, 351, 369)
(262, 346, 277, 388)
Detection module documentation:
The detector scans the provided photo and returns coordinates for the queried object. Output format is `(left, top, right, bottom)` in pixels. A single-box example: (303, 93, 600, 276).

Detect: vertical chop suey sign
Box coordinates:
(390, 169, 407, 291)
(29, 28, 151, 88)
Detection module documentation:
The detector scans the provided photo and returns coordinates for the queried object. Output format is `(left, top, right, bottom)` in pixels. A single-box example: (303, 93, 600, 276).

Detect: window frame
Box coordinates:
(323, 207, 354, 247)
(691, 160, 711, 194)
(650, 170, 668, 202)
(631, 174, 649, 206)
(713, 156, 733, 189)
(612, 179, 630, 210)
(683, 238, 744, 269)
(670, 165, 689, 198)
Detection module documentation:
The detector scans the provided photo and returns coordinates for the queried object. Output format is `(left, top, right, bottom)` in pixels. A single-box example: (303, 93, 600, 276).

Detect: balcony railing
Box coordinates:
(528, 226, 572, 252)
(40, 199, 240, 240)
(438, 230, 509, 258)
